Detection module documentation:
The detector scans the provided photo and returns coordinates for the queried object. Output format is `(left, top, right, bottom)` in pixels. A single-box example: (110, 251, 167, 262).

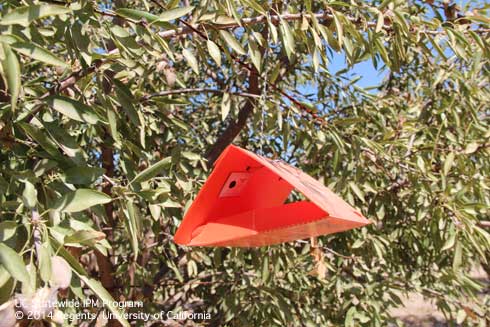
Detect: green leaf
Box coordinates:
(54, 189, 112, 213)
(351, 239, 364, 249)
(158, 6, 194, 21)
(38, 243, 52, 283)
(248, 38, 262, 72)
(241, 0, 266, 14)
(18, 122, 61, 159)
(348, 182, 365, 203)
(1, 43, 21, 111)
(0, 266, 14, 303)
(345, 306, 356, 327)
(113, 80, 139, 127)
(279, 19, 295, 60)
(453, 239, 462, 271)
(130, 157, 172, 184)
(332, 11, 344, 49)
(442, 228, 456, 251)
(261, 255, 270, 283)
(443, 152, 455, 176)
(0, 243, 30, 287)
(46, 96, 100, 124)
(219, 30, 246, 55)
(182, 48, 199, 74)
(64, 166, 105, 185)
(428, 35, 447, 60)
(11, 42, 68, 67)
(106, 108, 121, 144)
(0, 34, 22, 44)
(21, 180, 37, 209)
(0, 5, 71, 26)
(76, 274, 130, 327)
(375, 37, 389, 65)
(182, 151, 201, 161)
(42, 119, 84, 161)
(393, 10, 409, 36)
(207, 40, 222, 66)
(379, 0, 394, 10)
(416, 156, 426, 173)
(464, 142, 479, 154)
(64, 230, 106, 246)
(0, 222, 17, 243)
(221, 92, 231, 121)
(116, 8, 160, 23)
(124, 200, 139, 259)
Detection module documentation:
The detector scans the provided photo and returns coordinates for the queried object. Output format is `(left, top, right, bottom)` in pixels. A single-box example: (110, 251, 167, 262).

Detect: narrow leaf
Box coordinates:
(332, 11, 344, 49)
(348, 181, 365, 203)
(453, 239, 462, 271)
(442, 228, 456, 251)
(77, 275, 130, 327)
(182, 48, 199, 74)
(464, 142, 479, 154)
(38, 243, 52, 283)
(207, 40, 221, 66)
(443, 152, 455, 176)
(0, 5, 71, 26)
(64, 230, 106, 246)
(279, 19, 295, 60)
(131, 157, 171, 184)
(116, 8, 160, 22)
(0, 244, 30, 287)
(124, 200, 139, 259)
(64, 166, 105, 185)
(22, 181, 37, 209)
(12, 42, 68, 67)
(1, 43, 21, 111)
(221, 92, 231, 121)
(11, 42, 68, 67)
(54, 189, 112, 213)
(248, 39, 262, 72)
(46, 96, 99, 124)
(159, 6, 194, 21)
(219, 30, 246, 55)
(18, 122, 61, 159)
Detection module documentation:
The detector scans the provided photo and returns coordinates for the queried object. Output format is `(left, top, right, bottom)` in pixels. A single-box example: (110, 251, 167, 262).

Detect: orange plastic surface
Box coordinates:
(174, 145, 371, 247)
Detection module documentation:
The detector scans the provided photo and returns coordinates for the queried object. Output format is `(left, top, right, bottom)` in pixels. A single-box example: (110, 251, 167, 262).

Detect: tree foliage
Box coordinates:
(0, 0, 489, 326)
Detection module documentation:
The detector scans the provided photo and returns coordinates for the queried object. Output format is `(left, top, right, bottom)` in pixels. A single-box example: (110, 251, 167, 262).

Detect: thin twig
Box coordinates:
(477, 221, 490, 228)
(297, 240, 359, 260)
(155, 11, 490, 39)
(143, 88, 261, 101)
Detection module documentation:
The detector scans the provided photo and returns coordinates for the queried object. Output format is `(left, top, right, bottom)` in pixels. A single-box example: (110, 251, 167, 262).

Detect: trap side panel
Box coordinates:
(212, 215, 366, 247)
(175, 146, 292, 244)
(210, 163, 293, 219)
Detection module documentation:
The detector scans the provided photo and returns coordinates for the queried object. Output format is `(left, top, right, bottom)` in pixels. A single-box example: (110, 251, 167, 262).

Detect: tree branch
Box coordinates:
(143, 88, 261, 101)
(477, 221, 490, 228)
(205, 69, 260, 165)
(155, 11, 490, 39)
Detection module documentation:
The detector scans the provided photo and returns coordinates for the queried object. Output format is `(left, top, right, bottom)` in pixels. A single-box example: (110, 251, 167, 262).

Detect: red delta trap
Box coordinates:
(174, 145, 371, 247)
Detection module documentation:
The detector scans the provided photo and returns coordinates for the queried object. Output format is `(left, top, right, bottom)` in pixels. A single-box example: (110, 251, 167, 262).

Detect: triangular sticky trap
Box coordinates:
(174, 145, 371, 247)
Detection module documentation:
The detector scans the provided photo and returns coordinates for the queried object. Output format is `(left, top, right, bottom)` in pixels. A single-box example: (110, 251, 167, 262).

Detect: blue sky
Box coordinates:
(323, 0, 488, 88)
(329, 52, 386, 88)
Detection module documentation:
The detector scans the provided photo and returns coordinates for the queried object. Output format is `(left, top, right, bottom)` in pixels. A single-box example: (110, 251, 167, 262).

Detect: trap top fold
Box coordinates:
(174, 145, 370, 247)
